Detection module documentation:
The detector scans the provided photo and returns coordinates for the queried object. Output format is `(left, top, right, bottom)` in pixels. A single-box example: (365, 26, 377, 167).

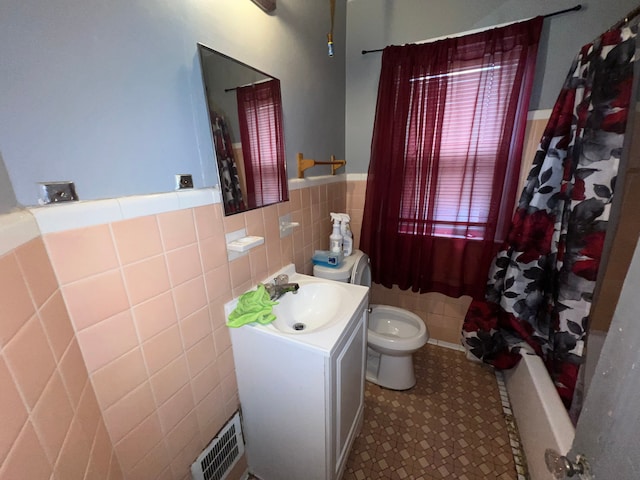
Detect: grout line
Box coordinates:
(494, 370, 530, 480)
(346, 344, 521, 479)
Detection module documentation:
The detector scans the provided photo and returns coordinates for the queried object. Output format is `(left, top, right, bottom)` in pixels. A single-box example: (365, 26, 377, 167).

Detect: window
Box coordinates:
(399, 61, 520, 240)
(236, 79, 287, 209)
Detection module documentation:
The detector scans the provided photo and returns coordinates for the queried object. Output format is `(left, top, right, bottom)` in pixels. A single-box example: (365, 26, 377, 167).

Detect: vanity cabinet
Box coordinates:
(229, 286, 368, 480)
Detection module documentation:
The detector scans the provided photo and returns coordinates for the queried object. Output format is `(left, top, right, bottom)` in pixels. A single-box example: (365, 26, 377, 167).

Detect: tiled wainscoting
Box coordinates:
(0, 179, 346, 480)
(42, 202, 245, 479)
(0, 223, 120, 479)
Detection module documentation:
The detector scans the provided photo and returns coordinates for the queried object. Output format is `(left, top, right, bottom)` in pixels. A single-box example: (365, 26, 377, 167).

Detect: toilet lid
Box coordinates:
(351, 251, 372, 287)
(313, 253, 357, 282)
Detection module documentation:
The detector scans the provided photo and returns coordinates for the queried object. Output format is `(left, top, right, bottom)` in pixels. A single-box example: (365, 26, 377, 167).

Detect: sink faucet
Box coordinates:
(264, 274, 299, 301)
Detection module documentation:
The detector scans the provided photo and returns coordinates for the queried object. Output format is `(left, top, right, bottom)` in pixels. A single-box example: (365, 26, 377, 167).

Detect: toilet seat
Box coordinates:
(368, 305, 428, 354)
(350, 251, 371, 287)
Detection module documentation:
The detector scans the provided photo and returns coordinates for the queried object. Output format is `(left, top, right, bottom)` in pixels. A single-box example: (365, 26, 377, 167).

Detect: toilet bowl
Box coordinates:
(367, 304, 428, 390)
(313, 250, 429, 390)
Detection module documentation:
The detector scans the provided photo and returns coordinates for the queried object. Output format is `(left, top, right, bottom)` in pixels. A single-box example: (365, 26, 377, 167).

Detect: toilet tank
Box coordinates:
(313, 252, 358, 282)
(313, 255, 353, 283)
(313, 250, 372, 287)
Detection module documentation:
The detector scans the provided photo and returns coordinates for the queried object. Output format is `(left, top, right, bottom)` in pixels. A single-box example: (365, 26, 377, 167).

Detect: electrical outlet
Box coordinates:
(176, 174, 193, 189)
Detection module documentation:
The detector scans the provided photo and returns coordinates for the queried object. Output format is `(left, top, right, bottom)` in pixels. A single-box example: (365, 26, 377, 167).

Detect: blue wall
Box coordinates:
(4, 0, 637, 205)
(345, 0, 640, 173)
(0, 0, 346, 206)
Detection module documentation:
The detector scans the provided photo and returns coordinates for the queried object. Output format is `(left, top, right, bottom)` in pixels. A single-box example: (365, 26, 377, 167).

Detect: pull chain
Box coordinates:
(327, 0, 336, 56)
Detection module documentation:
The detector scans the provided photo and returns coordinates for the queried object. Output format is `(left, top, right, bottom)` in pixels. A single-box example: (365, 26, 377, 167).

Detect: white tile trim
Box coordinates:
(28, 187, 222, 234)
(527, 109, 553, 121)
(117, 192, 180, 220)
(30, 198, 122, 234)
(5, 173, 365, 242)
(287, 173, 367, 191)
(177, 187, 219, 210)
(288, 174, 346, 190)
(346, 173, 367, 182)
(0, 210, 41, 256)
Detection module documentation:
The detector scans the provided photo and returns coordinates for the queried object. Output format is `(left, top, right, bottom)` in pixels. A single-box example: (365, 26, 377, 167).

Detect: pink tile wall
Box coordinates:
(0, 182, 341, 480)
(290, 182, 347, 275)
(43, 204, 232, 479)
(346, 179, 472, 344)
(346, 180, 366, 250)
(0, 236, 120, 480)
(42, 191, 343, 480)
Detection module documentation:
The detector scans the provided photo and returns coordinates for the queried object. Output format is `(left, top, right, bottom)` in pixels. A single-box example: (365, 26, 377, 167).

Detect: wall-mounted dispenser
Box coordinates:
(38, 181, 78, 205)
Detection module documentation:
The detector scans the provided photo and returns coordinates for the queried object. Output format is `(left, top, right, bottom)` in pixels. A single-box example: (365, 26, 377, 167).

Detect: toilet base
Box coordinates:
(366, 348, 416, 390)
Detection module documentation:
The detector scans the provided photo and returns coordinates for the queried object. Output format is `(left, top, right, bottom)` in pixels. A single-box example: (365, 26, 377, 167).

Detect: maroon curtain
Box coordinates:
(236, 79, 287, 210)
(360, 17, 543, 299)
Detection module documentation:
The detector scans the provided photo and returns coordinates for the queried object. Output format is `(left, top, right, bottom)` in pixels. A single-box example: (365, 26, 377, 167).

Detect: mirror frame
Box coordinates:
(197, 44, 289, 216)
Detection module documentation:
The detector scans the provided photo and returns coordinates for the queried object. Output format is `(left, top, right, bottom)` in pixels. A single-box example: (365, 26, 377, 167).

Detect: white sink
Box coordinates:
(225, 266, 370, 350)
(271, 281, 349, 334)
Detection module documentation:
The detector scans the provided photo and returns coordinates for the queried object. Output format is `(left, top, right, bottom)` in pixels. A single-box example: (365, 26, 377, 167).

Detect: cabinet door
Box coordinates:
(333, 313, 367, 475)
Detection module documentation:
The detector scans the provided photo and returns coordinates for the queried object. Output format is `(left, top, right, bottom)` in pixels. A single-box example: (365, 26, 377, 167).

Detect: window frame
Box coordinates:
(397, 56, 523, 241)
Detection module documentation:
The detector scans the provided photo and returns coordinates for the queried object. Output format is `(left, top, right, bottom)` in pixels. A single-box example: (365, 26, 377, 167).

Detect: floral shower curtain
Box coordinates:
(211, 113, 246, 214)
(462, 18, 639, 409)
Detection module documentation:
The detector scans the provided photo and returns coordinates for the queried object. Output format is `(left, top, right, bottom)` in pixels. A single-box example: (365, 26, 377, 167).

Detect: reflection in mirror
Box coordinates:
(197, 44, 289, 216)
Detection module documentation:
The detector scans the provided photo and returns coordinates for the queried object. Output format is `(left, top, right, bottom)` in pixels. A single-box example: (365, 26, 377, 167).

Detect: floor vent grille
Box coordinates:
(191, 412, 244, 480)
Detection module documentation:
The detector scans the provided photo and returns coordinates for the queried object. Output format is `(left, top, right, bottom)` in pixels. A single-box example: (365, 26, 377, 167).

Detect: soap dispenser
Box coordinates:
(329, 213, 343, 253)
(340, 214, 353, 256)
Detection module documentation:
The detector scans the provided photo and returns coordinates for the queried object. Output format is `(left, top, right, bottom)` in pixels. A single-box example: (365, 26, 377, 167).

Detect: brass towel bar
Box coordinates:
(297, 152, 346, 178)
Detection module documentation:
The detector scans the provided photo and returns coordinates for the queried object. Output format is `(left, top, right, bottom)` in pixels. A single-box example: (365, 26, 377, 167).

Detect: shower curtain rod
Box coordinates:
(609, 4, 640, 31)
(224, 78, 273, 92)
(361, 4, 582, 55)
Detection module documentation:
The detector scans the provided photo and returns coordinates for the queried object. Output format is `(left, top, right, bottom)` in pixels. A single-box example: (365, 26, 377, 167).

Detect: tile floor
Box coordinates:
(342, 344, 522, 480)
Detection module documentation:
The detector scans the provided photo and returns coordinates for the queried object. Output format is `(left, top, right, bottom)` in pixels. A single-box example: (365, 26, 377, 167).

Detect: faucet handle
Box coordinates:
(274, 274, 289, 285)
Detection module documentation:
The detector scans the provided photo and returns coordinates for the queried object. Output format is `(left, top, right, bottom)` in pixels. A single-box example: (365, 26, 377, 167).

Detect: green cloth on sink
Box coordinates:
(227, 284, 279, 327)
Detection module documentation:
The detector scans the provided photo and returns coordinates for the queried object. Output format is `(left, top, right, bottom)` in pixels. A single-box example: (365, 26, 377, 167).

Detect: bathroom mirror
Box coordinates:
(198, 44, 289, 216)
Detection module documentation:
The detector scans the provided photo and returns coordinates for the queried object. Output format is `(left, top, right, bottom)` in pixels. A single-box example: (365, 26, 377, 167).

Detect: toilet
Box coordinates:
(313, 250, 429, 390)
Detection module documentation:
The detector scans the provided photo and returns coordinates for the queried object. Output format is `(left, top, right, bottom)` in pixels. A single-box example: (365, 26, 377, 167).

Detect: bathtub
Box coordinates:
(503, 350, 576, 480)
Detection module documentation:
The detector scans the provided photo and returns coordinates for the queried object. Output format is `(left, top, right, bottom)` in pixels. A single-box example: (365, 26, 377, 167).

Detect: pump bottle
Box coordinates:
(329, 213, 343, 253)
(340, 214, 353, 256)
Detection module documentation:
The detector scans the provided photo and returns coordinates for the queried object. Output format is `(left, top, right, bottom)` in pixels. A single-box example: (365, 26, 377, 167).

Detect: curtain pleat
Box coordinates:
(236, 79, 287, 210)
(360, 17, 543, 299)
